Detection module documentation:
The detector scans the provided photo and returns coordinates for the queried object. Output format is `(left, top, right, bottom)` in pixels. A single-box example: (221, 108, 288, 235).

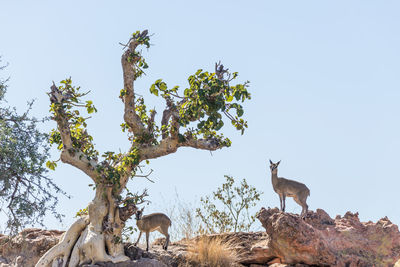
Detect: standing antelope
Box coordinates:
(269, 160, 310, 218)
(134, 207, 171, 251)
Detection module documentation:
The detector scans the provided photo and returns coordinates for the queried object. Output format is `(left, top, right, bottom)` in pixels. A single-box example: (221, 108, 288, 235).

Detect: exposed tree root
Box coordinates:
(35, 187, 132, 267)
(35, 216, 130, 267)
(35, 216, 89, 267)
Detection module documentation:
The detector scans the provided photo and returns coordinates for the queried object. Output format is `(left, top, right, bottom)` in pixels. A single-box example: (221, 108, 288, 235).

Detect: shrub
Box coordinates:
(184, 236, 240, 267)
(196, 175, 262, 234)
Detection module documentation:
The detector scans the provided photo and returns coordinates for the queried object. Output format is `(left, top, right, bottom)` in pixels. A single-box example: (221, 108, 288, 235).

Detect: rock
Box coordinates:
(81, 258, 168, 267)
(209, 232, 274, 265)
(2, 210, 400, 267)
(126, 233, 267, 267)
(256, 207, 400, 266)
(0, 228, 63, 267)
(124, 242, 187, 267)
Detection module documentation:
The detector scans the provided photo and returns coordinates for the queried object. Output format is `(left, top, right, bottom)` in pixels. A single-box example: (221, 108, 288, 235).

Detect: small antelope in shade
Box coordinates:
(269, 160, 310, 218)
(134, 207, 171, 251)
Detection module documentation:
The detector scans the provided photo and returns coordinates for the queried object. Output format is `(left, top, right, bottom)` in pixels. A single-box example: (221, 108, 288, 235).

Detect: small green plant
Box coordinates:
(196, 175, 262, 234)
(75, 207, 88, 217)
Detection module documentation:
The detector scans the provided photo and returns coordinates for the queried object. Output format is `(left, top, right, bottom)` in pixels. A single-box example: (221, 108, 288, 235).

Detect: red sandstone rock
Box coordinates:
(256, 207, 400, 266)
(0, 228, 63, 267)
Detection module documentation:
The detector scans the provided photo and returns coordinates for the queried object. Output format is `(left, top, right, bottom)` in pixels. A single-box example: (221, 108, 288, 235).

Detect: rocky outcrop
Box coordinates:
(2, 208, 400, 266)
(0, 228, 64, 267)
(0, 229, 175, 267)
(256, 207, 400, 266)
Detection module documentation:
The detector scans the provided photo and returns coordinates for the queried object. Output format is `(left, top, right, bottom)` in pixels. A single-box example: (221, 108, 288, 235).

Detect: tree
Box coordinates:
(37, 30, 251, 266)
(0, 58, 67, 234)
(196, 175, 262, 234)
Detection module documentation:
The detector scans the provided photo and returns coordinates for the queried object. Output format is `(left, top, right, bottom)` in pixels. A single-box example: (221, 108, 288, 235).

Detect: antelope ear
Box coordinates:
(269, 159, 273, 164)
(277, 160, 281, 165)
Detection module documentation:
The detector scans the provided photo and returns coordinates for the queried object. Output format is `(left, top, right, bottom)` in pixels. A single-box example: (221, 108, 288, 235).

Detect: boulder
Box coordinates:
(0, 228, 63, 267)
(256, 207, 400, 266)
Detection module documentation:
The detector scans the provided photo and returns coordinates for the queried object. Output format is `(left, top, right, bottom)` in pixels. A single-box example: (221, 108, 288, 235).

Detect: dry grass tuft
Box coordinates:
(184, 236, 241, 267)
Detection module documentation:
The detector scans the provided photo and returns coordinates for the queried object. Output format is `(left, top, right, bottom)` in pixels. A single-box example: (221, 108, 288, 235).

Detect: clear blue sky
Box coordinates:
(1, 1, 400, 232)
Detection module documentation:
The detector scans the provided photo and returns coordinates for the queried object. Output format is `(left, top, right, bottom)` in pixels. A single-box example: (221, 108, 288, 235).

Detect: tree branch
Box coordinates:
(160, 96, 183, 141)
(121, 37, 148, 136)
(138, 138, 179, 160)
(138, 136, 223, 161)
(118, 189, 148, 222)
(49, 84, 99, 181)
(7, 176, 21, 209)
(161, 109, 172, 139)
(134, 169, 155, 183)
(179, 138, 223, 151)
(147, 109, 156, 134)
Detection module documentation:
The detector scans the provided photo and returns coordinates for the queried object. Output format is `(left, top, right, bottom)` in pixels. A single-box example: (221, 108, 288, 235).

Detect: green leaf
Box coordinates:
(159, 82, 167, 91)
(178, 133, 186, 143)
(237, 105, 244, 117)
(46, 161, 57, 171)
(150, 84, 159, 96)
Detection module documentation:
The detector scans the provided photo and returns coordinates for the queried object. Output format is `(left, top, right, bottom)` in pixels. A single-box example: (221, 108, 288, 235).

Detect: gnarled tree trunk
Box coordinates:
(36, 184, 136, 266)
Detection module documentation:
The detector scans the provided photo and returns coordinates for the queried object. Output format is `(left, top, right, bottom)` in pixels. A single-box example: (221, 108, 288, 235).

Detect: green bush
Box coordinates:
(196, 175, 262, 234)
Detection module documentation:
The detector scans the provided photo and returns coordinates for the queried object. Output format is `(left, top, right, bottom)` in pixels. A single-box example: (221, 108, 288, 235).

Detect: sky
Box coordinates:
(1, 1, 400, 234)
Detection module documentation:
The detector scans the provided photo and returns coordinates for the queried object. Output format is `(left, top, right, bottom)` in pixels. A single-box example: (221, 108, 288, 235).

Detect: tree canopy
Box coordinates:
(0, 58, 67, 234)
(47, 30, 250, 194)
